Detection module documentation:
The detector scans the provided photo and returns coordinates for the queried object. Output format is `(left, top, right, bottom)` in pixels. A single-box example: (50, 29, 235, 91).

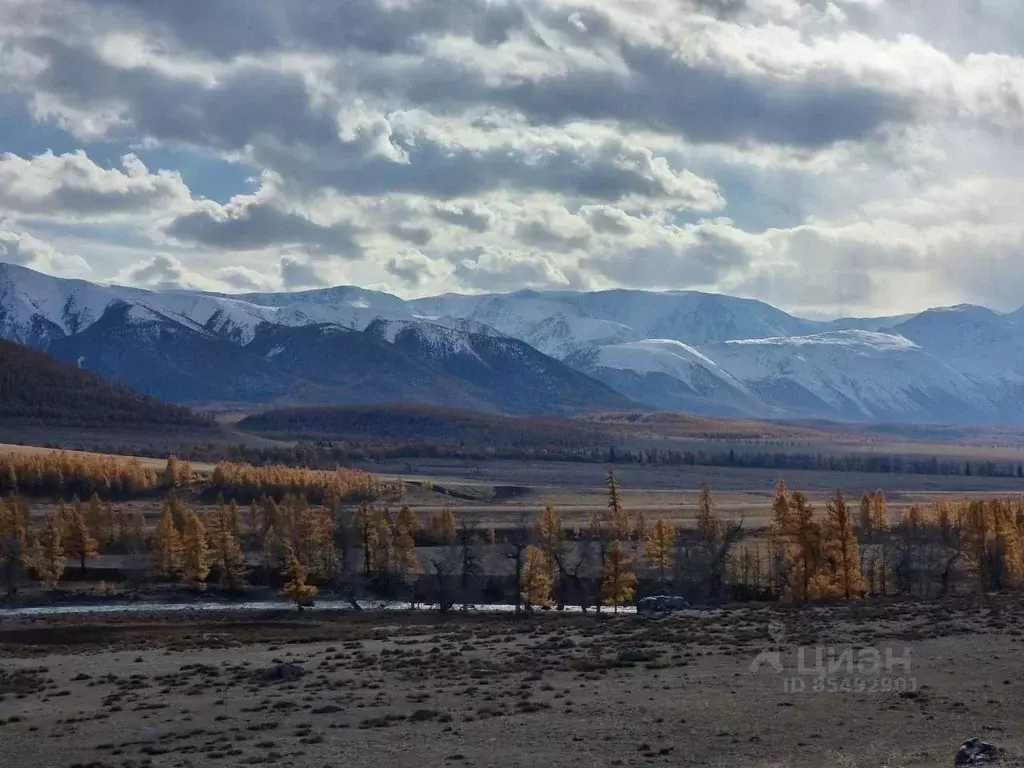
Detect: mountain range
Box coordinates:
(4, 261, 1024, 423)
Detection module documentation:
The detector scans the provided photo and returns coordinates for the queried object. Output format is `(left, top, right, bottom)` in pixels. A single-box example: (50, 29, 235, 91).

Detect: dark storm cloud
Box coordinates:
(164, 203, 363, 256)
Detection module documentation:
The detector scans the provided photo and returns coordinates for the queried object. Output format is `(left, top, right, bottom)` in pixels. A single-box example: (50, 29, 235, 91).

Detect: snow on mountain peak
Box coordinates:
(6, 262, 1024, 423)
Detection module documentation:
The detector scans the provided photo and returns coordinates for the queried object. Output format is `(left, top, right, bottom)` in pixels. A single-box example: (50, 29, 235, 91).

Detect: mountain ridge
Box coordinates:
(4, 261, 1024, 423)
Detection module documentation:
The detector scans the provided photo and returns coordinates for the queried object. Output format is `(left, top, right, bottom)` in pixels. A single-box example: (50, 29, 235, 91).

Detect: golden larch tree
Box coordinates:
(871, 490, 889, 533)
(521, 545, 553, 608)
(181, 510, 210, 590)
(769, 477, 794, 594)
(372, 508, 395, 578)
(536, 505, 563, 572)
(281, 544, 317, 609)
(86, 492, 104, 543)
(430, 507, 456, 544)
(150, 500, 184, 581)
(601, 539, 637, 612)
(357, 504, 378, 577)
(396, 505, 419, 536)
(633, 509, 646, 544)
(262, 525, 286, 579)
(33, 511, 65, 589)
(858, 493, 873, 538)
(391, 523, 420, 589)
(66, 499, 99, 575)
(786, 491, 821, 601)
(644, 518, 676, 585)
(696, 483, 718, 541)
(819, 490, 865, 599)
(994, 500, 1024, 589)
(209, 504, 246, 589)
(606, 472, 630, 541)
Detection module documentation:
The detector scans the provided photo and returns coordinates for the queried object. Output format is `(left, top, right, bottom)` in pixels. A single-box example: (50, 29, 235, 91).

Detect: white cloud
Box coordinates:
(0, 229, 91, 276)
(0, 0, 1024, 316)
(0, 151, 192, 221)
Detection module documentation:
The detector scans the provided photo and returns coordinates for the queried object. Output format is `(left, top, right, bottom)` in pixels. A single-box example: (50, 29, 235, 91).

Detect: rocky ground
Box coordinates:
(1, 598, 1023, 767)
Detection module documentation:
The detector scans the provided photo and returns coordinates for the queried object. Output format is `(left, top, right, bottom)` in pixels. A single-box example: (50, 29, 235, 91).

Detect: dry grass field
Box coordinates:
(1, 599, 1022, 768)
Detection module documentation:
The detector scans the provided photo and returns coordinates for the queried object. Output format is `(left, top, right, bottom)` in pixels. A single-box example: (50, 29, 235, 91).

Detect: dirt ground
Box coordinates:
(1, 599, 1023, 768)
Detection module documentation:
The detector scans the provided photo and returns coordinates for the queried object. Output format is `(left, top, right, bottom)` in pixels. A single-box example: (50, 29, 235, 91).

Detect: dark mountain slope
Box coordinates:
(0, 338, 209, 428)
(46, 302, 291, 405)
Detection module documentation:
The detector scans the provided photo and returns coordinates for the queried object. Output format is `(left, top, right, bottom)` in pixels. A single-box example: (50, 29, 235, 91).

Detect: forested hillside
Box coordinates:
(0, 339, 211, 429)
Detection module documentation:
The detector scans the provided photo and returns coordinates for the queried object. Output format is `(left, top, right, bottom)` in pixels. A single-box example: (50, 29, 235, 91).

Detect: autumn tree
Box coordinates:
(150, 500, 184, 581)
(331, 503, 361, 606)
(522, 545, 553, 609)
(429, 507, 456, 544)
(606, 472, 630, 541)
(644, 519, 676, 585)
(871, 490, 889, 534)
(208, 503, 246, 590)
(504, 512, 532, 614)
(357, 504, 378, 579)
(963, 500, 993, 591)
(601, 540, 637, 612)
(819, 490, 864, 599)
(392, 517, 420, 603)
(163, 455, 191, 490)
(0, 496, 28, 593)
(262, 525, 286, 582)
(993, 499, 1024, 590)
(396, 505, 419, 537)
(785, 491, 820, 601)
(281, 544, 317, 609)
(86, 493, 105, 544)
(33, 511, 65, 589)
(66, 498, 99, 575)
(936, 501, 966, 596)
(769, 478, 794, 594)
(633, 509, 646, 545)
(245, 501, 260, 543)
(181, 510, 210, 590)
(687, 483, 743, 601)
(535, 505, 563, 601)
(372, 508, 396, 591)
(858, 493, 873, 538)
(696, 483, 716, 541)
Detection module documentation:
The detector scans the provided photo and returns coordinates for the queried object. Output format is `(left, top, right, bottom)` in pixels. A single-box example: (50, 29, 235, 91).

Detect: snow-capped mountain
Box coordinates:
(5, 261, 1024, 422)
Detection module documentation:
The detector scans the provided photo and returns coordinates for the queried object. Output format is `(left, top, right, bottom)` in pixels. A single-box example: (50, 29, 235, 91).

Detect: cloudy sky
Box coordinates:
(1, 0, 1023, 317)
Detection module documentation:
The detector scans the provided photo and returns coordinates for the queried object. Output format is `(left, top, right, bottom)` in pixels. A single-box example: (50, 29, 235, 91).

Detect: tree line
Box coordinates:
(0, 451, 398, 506)
(4, 471, 1024, 610)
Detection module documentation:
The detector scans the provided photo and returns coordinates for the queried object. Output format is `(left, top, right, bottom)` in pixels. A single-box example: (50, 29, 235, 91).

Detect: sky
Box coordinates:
(1, 0, 1024, 318)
